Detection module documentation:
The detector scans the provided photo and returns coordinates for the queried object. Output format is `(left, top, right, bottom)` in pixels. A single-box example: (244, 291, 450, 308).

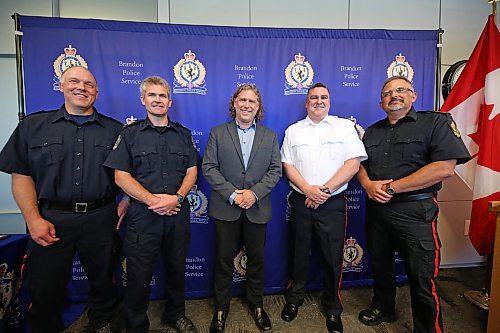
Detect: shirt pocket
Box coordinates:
(94, 137, 115, 163)
(364, 137, 383, 165)
(393, 135, 425, 161)
(131, 146, 158, 173)
(290, 136, 310, 162)
(168, 147, 189, 173)
(320, 132, 343, 160)
(29, 136, 64, 166)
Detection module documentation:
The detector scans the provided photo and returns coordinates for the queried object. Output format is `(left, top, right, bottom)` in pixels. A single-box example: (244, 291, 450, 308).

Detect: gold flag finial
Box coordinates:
(487, 0, 498, 23)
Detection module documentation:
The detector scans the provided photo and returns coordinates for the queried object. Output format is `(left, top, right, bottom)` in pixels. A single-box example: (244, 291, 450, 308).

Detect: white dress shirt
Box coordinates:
(281, 115, 367, 195)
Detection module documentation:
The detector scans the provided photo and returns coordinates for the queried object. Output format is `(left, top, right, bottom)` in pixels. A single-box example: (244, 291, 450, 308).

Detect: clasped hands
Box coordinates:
(304, 185, 331, 209)
(148, 194, 181, 216)
(364, 179, 393, 203)
(233, 189, 256, 210)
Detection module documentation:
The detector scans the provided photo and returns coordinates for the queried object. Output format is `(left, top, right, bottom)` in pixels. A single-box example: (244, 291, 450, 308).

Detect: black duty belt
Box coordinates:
(38, 198, 115, 213)
(390, 192, 435, 203)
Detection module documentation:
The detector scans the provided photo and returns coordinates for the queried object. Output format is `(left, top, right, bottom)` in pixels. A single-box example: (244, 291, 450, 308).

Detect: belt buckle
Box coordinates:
(75, 202, 88, 213)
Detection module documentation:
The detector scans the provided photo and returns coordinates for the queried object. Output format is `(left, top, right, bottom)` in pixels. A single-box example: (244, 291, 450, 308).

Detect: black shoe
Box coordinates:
(358, 307, 396, 326)
(166, 316, 198, 333)
(251, 307, 272, 332)
(281, 302, 300, 322)
(209, 310, 228, 333)
(325, 314, 343, 333)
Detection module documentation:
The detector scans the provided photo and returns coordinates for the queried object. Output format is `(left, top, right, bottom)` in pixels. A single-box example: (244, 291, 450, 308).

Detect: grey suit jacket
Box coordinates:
(202, 121, 281, 223)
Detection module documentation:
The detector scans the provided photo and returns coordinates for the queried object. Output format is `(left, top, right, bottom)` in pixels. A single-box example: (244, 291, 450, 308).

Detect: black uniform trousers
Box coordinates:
(123, 200, 191, 333)
(24, 203, 118, 333)
(366, 197, 443, 333)
(285, 190, 346, 316)
(213, 211, 267, 311)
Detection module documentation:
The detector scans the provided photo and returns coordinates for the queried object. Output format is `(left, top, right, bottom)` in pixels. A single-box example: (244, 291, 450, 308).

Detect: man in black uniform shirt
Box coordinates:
(357, 76, 471, 333)
(104, 76, 199, 333)
(0, 66, 124, 333)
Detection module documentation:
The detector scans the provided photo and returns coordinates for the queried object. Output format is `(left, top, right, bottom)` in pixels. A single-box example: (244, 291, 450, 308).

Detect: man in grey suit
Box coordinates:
(202, 84, 281, 333)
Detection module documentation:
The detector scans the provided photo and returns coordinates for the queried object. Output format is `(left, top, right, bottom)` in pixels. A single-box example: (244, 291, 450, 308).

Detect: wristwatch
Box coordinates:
(386, 184, 395, 195)
(175, 193, 184, 203)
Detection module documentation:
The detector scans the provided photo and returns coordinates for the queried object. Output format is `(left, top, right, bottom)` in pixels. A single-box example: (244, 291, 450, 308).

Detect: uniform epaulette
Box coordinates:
(172, 121, 192, 132)
(418, 110, 445, 115)
(21, 109, 56, 119)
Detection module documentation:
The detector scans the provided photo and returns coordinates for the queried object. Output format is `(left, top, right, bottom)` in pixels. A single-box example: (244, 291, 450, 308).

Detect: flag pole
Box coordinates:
(488, 0, 498, 23)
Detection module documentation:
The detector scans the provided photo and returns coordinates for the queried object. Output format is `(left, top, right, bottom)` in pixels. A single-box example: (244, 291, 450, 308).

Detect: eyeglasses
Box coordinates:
(381, 87, 414, 98)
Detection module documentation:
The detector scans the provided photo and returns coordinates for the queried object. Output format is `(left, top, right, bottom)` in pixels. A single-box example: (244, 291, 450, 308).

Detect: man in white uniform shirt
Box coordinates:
(280, 83, 367, 333)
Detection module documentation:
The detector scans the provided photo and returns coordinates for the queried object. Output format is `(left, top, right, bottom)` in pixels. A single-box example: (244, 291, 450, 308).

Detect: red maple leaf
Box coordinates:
(468, 103, 500, 172)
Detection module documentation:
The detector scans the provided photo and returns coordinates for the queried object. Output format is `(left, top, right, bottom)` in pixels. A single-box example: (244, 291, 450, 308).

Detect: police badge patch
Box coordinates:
(53, 45, 88, 91)
(449, 119, 461, 138)
(284, 53, 315, 96)
(387, 53, 414, 82)
(342, 237, 364, 273)
(173, 50, 207, 95)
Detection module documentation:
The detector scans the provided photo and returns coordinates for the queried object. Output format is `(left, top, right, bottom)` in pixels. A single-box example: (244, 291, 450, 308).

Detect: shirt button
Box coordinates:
(386, 139, 391, 142)
(384, 152, 388, 156)
(77, 139, 82, 142)
(43, 142, 48, 146)
(76, 152, 82, 156)
(75, 182, 80, 186)
(76, 166, 81, 170)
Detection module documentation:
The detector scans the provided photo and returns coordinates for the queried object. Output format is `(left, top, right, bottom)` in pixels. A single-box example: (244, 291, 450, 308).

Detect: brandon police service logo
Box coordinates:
(284, 53, 314, 95)
(188, 185, 209, 224)
(342, 237, 364, 272)
(233, 249, 247, 282)
(173, 50, 207, 95)
(387, 53, 414, 82)
(53, 45, 88, 91)
(0, 263, 15, 320)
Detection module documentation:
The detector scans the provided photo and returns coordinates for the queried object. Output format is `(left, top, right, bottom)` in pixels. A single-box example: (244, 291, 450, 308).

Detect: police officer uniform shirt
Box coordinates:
(0, 106, 122, 202)
(281, 115, 367, 193)
(362, 107, 471, 195)
(104, 117, 199, 195)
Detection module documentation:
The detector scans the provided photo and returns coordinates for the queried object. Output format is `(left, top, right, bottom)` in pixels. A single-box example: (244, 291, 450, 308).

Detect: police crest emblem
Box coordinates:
(342, 237, 364, 272)
(173, 50, 207, 95)
(188, 185, 209, 224)
(233, 249, 247, 282)
(53, 45, 88, 91)
(387, 53, 414, 82)
(284, 53, 315, 95)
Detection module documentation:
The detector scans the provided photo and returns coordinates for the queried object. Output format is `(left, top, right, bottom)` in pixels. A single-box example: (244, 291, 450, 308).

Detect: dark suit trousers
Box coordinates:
(285, 190, 346, 316)
(213, 211, 267, 310)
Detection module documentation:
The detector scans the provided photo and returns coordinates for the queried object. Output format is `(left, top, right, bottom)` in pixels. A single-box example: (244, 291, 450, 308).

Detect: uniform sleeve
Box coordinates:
(103, 128, 133, 172)
(185, 130, 201, 167)
(428, 113, 471, 165)
(342, 121, 368, 162)
(280, 127, 294, 165)
(0, 123, 30, 176)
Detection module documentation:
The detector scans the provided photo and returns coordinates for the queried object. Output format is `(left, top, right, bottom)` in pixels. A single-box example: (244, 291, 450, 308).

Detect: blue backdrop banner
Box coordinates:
(19, 15, 438, 301)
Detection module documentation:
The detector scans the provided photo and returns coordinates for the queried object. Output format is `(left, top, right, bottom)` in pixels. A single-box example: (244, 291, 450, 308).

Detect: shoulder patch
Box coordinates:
(112, 135, 122, 150)
(448, 117, 461, 138)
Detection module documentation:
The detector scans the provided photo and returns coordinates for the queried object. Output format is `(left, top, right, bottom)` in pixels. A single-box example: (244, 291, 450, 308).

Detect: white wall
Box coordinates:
(0, 0, 496, 265)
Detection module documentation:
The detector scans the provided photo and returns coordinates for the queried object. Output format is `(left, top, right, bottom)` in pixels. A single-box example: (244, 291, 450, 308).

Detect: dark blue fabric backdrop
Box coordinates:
(19, 15, 438, 301)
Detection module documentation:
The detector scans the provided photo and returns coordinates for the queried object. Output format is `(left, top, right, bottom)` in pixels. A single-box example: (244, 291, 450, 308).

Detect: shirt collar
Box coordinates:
(302, 115, 333, 128)
(382, 106, 417, 126)
(235, 119, 256, 131)
(52, 105, 102, 126)
(140, 116, 177, 132)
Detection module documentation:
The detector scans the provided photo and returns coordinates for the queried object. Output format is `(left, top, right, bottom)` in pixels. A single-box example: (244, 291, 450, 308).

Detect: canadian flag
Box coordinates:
(440, 15, 500, 256)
